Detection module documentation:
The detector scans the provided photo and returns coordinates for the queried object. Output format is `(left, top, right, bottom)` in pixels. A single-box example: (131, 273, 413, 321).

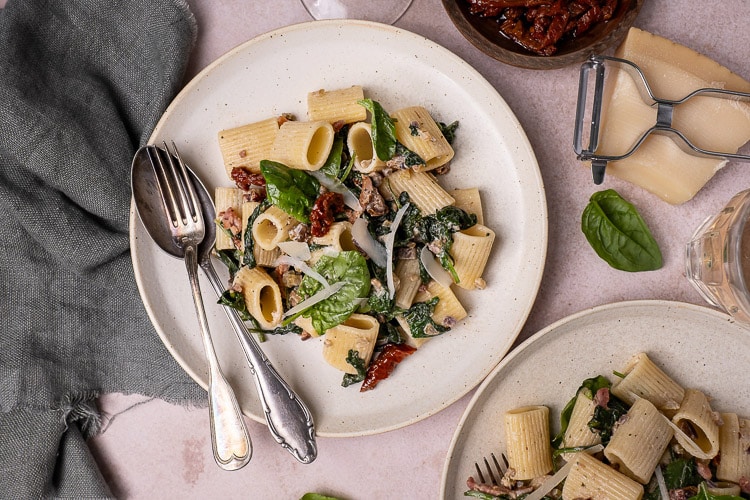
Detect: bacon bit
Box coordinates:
(358, 174, 388, 217)
(466, 476, 513, 497)
(278, 113, 294, 126)
(360, 343, 417, 392)
(310, 191, 345, 237)
(739, 476, 750, 494)
(594, 387, 610, 409)
(231, 166, 266, 191)
(695, 461, 712, 481)
(217, 207, 242, 248)
(331, 119, 346, 133)
(288, 223, 311, 242)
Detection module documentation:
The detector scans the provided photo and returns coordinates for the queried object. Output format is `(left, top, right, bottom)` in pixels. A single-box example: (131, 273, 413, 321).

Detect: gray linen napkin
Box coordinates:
(0, 0, 207, 497)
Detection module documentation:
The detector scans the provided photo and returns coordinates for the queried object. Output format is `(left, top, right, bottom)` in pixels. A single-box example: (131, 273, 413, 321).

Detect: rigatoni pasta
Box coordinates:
(218, 116, 280, 176)
(212, 85, 496, 392)
(671, 389, 720, 459)
(383, 168, 455, 214)
(391, 106, 454, 171)
(450, 224, 495, 290)
(267, 120, 335, 171)
(307, 86, 367, 124)
(611, 352, 685, 413)
(562, 452, 644, 500)
(504, 406, 554, 480)
(465, 353, 749, 499)
(233, 266, 283, 330)
(603, 397, 674, 484)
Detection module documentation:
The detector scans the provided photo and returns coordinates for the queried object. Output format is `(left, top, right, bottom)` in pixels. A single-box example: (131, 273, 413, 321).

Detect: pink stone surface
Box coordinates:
(86, 0, 750, 498)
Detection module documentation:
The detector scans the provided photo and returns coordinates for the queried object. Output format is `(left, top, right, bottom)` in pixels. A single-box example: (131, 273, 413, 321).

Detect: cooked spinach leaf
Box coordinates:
(423, 205, 477, 282)
(319, 134, 345, 179)
(358, 98, 397, 161)
(242, 199, 270, 268)
(553, 375, 612, 447)
(297, 251, 371, 334)
(403, 297, 449, 338)
(588, 393, 629, 445)
(438, 120, 459, 144)
(260, 160, 320, 223)
(581, 189, 662, 272)
(341, 350, 367, 387)
(218, 289, 252, 321)
(215, 249, 241, 279)
(664, 458, 701, 489)
(394, 142, 425, 169)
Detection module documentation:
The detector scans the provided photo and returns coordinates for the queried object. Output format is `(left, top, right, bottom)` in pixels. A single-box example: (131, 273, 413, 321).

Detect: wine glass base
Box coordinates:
(300, 0, 413, 25)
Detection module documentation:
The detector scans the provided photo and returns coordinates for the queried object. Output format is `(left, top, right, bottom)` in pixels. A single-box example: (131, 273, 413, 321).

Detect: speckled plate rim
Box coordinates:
(130, 20, 548, 437)
(440, 299, 750, 498)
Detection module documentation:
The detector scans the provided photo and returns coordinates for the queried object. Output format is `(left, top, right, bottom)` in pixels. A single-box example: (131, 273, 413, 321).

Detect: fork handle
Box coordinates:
(202, 261, 317, 464)
(184, 245, 252, 470)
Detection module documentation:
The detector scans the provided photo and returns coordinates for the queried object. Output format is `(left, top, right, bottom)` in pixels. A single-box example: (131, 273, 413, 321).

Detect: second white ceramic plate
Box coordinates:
(130, 20, 547, 437)
(440, 300, 750, 498)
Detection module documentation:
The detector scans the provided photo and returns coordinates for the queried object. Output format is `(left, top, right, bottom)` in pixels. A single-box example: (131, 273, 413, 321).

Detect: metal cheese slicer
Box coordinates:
(573, 55, 750, 184)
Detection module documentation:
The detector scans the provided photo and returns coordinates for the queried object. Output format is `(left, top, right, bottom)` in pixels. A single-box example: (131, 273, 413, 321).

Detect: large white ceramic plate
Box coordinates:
(440, 300, 750, 498)
(130, 20, 547, 437)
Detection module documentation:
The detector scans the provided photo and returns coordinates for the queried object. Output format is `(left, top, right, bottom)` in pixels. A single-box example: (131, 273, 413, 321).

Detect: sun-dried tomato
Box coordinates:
(464, 0, 617, 55)
(360, 343, 417, 392)
(309, 191, 344, 237)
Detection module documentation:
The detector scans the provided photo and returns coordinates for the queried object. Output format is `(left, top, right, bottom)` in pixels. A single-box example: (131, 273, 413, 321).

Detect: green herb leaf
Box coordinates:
(394, 141, 425, 169)
(341, 349, 367, 387)
(260, 160, 320, 223)
(217, 289, 251, 321)
(358, 98, 397, 161)
(664, 458, 701, 489)
(319, 135, 345, 179)
(553, 375, 612, 447)
(215, 249, 241, 279)
(581, 189, 662, 272)
(242, 199, 270, 268)
(403, 297, 449, 338)
(438, 120, 459, 144)
(300, 493, 345, 500)
(297, 251, 371, 334)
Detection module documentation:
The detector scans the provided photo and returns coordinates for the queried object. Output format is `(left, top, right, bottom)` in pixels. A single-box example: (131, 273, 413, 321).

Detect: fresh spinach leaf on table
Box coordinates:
(581, 189, 662, 272)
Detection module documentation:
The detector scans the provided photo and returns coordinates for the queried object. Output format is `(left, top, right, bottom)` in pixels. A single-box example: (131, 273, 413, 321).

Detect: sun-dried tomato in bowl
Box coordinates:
(463, 0, 618, 56)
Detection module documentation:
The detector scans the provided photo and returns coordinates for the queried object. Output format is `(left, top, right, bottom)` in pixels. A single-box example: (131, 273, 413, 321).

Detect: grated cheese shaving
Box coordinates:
(283, 281, 345, 319)
(385, 203, 410, 299)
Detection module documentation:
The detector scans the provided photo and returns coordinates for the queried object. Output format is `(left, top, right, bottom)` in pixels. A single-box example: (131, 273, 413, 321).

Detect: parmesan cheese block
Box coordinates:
(596, 27, 750, 204)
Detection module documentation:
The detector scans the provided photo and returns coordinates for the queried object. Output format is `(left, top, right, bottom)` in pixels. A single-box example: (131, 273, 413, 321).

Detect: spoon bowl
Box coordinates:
(131, 145, 318, 464)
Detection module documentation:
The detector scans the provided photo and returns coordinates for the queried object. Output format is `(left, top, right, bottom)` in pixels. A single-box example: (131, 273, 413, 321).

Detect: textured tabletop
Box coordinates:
(89, 1, 750, 498)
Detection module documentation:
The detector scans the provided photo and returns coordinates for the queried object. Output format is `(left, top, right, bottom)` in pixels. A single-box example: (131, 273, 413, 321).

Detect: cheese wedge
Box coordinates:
(596, 28, 750, 204)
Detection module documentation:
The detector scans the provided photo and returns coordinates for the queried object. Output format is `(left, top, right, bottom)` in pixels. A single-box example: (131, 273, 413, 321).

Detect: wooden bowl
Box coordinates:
(442, 0, 643, 70)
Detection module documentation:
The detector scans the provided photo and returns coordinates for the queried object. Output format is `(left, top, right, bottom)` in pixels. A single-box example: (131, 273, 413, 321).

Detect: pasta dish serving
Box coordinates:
(465, 352, 750, 499)
(210, 86, 495, 391)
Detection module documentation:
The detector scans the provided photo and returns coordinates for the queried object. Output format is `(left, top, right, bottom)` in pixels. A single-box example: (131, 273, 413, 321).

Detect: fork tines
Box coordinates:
(147, 142, 202, 229)
(474, 452, 508, 485)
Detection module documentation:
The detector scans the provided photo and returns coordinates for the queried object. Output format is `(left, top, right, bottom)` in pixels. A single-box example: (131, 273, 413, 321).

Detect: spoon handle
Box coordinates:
(202, 261, 317, 464)
(184, 245, 252, 470)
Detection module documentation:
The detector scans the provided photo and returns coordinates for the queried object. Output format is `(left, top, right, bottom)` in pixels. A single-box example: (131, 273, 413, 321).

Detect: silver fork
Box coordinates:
(150, 142, 252, 470)
(474, 452, 508, 486)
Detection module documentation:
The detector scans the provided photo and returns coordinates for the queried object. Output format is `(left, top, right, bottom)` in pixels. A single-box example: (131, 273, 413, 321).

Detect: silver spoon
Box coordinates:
(132, 143, 251, 470)
(131, 144, 317, 464)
